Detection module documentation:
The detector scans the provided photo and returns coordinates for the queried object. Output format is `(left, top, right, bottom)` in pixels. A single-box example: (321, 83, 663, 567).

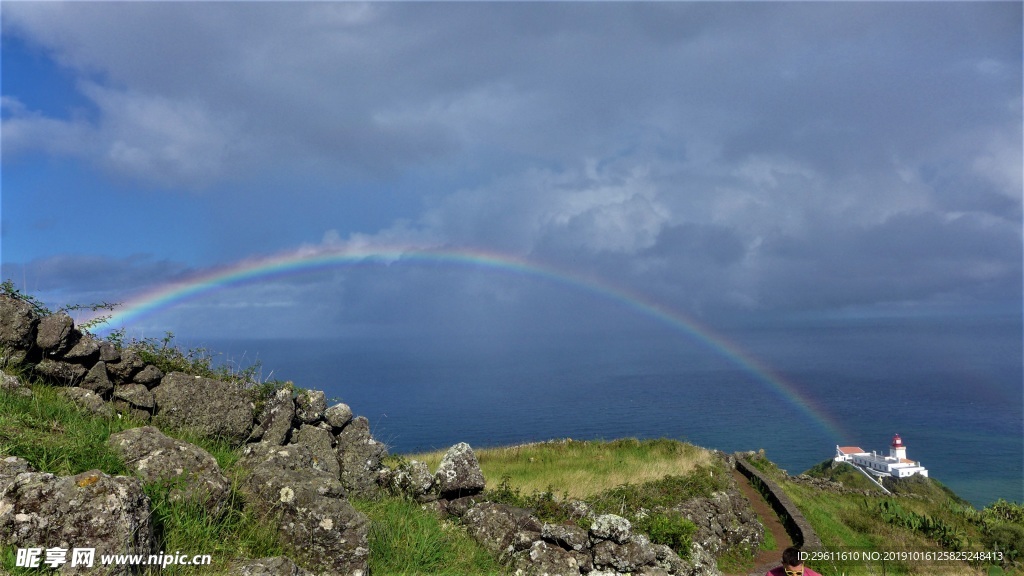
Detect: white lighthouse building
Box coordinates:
(834, 434, 928, 478)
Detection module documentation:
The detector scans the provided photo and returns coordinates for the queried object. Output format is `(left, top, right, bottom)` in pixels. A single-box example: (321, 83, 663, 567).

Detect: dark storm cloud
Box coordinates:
(757, 211, 1022, 310)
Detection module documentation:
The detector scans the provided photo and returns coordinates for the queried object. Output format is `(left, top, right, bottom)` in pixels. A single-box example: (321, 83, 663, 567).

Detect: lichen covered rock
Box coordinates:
(152, 372, 254, 443)
(108, 426, 230, 513)
(0, 468, 152, 575)
(434, 442, 485, 497)
(335, 416, 387, 498)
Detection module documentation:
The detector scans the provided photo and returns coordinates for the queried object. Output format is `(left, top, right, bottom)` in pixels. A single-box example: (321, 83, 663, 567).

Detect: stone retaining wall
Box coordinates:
(734, 455, 823, 551)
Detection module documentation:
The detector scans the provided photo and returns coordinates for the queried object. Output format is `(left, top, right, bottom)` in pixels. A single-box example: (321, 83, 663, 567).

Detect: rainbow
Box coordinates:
(85, 245, 846, 440)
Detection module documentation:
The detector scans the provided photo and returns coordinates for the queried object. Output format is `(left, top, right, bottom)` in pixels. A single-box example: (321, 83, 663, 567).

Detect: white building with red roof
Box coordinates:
(834, 434, 929, 478)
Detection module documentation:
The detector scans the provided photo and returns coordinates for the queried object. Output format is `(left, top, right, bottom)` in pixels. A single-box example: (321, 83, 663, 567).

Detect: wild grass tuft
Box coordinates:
(0, 381, 136, 476)
(353, 497, 506, 575)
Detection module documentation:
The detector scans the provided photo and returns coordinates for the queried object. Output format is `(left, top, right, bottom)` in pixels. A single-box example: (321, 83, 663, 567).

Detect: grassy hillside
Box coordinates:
(749, 452, 1023, 575)
(406, 436, 718, 499)
(0, 369, 745, 574)
(4, 367, 1022, 575)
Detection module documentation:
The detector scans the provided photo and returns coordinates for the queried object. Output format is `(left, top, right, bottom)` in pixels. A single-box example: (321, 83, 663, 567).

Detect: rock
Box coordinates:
(106, 349, 145, 384)
(0, 296, 38, 352)
(543, 522, 590, 552)
(686, 542, 719, 576)
(62, 387, 115, 418)
(291, 424, 339, 477)
(512, 540, 580, 576)
(385, 459, 435, 498)
(0, 348, 29, 366)
(323, 402, 354, 429)
(676, 489, 763, 554)
(250, 388, 295, 446)
(462, 502, 542, 560)
(35, 313, 76, 355)
(113, 383, 156, 410)
(228, 556, 313, 576)
(98, 341, 120, 363)
(652, 543, 691, 575)
(0, 373, 32, 398)
(434, 442, 485, 497)
(62, 336, 101, 363)
(590, 514, 633, 544)
(241, 443, 348, 508)
(34, 358, 87, 385)
(0, 456, 34, 491)
(133, 364, 164, 388)
(294, 389, 326, 424)
(277, 497, 371, 576)
(108, 426, 230, 513)
(79, 361, 114, 397)
(240, 443, 369, 576)
(152, 372, 253, 444)
(592, 535, 657, 573)
(442, 495, 482, 519)
(335, 416, 387, 498)
(0, 469, 152, 575)
(571, 549, 594, 573)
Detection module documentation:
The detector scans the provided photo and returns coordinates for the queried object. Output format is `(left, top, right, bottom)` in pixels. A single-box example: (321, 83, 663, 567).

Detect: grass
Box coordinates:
(0, 376, 136, 476)
(0, 375, 283, 575)
(405, 438, 735, 563)
(353, 497, 507, 575)
(406, 437, 716, 499)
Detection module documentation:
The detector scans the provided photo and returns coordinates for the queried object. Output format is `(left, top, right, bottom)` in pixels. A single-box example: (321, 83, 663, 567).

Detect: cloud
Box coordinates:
(1, 96, 91, 157)
(2, 2, 1019, 329)
(755, 211, 1022, 310)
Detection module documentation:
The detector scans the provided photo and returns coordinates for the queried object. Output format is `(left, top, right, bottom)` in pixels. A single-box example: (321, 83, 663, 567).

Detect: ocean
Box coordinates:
(204, 315, 1022, 509)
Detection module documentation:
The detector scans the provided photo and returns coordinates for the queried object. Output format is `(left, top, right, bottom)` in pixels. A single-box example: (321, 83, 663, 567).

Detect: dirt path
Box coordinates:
(728, 468, 793, 576)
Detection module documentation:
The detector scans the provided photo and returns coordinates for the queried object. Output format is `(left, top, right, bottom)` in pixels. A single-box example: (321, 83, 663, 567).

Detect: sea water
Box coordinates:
(205, 315, 1022, 509)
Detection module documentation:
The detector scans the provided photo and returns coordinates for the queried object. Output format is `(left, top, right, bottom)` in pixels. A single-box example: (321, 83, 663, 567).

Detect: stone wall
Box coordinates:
(734, 454, 823, 551)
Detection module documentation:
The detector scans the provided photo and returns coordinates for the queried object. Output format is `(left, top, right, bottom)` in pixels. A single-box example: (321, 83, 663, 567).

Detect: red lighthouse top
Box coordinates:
(891, 434, 903, 448)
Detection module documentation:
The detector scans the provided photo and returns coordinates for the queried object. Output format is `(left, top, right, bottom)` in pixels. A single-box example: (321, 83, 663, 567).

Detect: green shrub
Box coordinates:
(635, 510, 697, 553)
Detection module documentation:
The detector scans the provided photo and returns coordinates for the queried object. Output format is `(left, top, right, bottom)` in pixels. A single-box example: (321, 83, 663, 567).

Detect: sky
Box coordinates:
(1, 1, 1021, 340)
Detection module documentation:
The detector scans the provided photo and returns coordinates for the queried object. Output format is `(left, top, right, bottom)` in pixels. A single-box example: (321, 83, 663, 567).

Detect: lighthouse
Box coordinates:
(889, 433, 907, 460)
(834, 434, 928, 478)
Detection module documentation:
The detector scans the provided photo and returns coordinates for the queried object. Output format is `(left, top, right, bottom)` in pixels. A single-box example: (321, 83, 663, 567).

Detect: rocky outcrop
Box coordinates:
(790, 473, 876, 496)
(447, 501, 698, 576)
(107, 426, 231, 513)
(0, 461, 153, 576)
(675, 489, 763, 555)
